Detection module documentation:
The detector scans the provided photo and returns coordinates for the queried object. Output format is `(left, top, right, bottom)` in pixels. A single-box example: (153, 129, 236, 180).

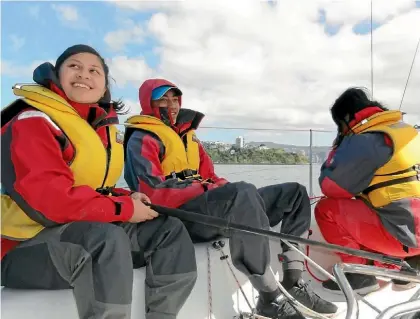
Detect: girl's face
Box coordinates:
(58, 52, 106, 104)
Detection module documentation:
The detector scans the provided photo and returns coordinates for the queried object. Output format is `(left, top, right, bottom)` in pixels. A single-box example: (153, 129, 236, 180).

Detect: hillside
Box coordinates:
(245, 141, 330, 153)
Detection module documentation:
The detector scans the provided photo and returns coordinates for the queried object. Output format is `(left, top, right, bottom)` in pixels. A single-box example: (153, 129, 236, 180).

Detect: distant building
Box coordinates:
(235, 136, 244, 148)
(258, 144, 269, 150)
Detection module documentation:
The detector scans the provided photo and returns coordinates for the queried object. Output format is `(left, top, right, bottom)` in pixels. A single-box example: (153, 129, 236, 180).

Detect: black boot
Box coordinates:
(391, 278, 417, 290)
(395, 310, 420, 319)
(255, 293, 305, 319)
(392, 255, 420, 291)
(287, 278, 338, 315)
(322, 273, 379, 295)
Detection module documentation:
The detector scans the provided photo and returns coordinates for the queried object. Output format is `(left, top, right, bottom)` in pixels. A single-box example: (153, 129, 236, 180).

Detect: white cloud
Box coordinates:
(107, 56, 154, 87)
(116, 99, 141, 127)
(122, 99, 140, 113)
(319, 0, 416, 25)
(104, 21, 145, 52)
(106, 0, 420, 133)
(110, 0, 181, 12)
(51, 4, 79, 22)
(28, 5, 40, 19)
(1, 60, 52, 79)
(120, 99, 141, 117)
(9, 35, 25, 51)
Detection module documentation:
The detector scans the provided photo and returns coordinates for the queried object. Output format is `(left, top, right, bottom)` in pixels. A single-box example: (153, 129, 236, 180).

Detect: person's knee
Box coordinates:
(218, 181, 256, 195)
(284, 182, 309, 198)
(215, 181, 260, 205)
(296, 183, 309, 197)
(232, 182, 262, 202)
(314, 198, 338, 223)
(234, 181, 258, 192)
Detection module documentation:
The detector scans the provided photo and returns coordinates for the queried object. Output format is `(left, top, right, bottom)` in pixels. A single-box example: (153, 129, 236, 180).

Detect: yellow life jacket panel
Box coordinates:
(125, 115, 201, 180)
(352, 110, 420, 207)
(1, 84, 124, 240)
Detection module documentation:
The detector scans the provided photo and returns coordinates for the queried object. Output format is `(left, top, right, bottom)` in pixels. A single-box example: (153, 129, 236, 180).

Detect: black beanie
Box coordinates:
(54, 44, 111, 103)
(55, 44, 106, 73)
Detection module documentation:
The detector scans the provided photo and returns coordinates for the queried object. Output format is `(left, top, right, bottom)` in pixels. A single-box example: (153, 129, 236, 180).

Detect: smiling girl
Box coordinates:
(1, 45, 197, 319)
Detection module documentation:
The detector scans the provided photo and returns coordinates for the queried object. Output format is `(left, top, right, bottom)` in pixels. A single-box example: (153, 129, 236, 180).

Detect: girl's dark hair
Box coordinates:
(100, 99, 129, 115)
(55, 44, 131, 115)
(330, 87, 388, 127)
(102, 76, 130, 115)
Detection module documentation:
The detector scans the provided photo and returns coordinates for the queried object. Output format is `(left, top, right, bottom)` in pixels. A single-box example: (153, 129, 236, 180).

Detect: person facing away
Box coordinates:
(0, 45, 197, 319)
(123, 78, 338, 319)
(315, 87, 420, 294)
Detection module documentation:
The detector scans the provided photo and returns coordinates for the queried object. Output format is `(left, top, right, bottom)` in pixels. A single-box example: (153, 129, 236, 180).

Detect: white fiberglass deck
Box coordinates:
(1, 217, 419, 319)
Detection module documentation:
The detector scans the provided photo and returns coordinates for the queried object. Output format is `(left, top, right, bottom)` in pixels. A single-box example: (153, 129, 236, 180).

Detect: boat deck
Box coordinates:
(2, 234, 419, 319)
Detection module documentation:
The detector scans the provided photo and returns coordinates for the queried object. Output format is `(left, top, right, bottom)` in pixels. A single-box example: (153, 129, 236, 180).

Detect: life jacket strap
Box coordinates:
(363, 166, 420, 195)
(96, 186, 115, 195)
(165, 169, 200, 181)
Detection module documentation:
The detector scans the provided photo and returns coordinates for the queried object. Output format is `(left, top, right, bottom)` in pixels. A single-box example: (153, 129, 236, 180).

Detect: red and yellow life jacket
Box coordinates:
(353, 110, 420, 207)
(125, 115, 201, 180)
(1, 84, 124, 240)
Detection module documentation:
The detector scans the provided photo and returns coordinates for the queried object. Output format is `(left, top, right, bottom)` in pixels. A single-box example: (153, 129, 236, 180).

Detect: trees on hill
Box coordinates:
(203, 145, 309, 164)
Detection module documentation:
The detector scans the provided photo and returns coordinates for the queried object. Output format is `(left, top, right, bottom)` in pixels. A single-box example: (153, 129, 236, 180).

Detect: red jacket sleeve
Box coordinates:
(9, 116, 133, 224)
(124, 130, 206, 208)
(198, 143, 229, 186)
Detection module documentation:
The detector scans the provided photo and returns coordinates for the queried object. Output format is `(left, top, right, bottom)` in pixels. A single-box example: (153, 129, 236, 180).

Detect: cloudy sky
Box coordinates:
(1, 0, 419, 146)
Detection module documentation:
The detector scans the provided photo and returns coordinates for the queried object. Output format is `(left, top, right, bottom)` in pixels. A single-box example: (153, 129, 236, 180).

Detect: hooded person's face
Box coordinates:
(58, 52, 107, 104)
(151, 89, 180, 124)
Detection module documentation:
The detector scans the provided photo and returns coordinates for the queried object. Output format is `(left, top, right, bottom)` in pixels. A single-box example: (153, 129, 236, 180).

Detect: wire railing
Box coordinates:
(117, 124, 420, 318)
(117, 124, 419, 196)
(187, 126, 336, 196)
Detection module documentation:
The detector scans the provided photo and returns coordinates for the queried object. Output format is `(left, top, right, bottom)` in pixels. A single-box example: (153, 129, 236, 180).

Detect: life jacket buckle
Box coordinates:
(414, 164, 420, 180)
(182, 169, 195, 179)
(96, 186, 113, 195)
(166, 170, 199, 181)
